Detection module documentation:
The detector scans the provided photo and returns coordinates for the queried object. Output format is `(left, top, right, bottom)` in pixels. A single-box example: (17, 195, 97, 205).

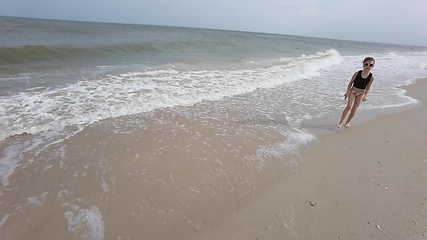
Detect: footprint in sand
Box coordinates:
(283, 204, 299, 238)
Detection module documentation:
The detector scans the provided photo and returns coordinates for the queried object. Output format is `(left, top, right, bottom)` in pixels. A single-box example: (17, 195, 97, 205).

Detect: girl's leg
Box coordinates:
(337, 92, 356, 128)
(344, 94, 364, 127)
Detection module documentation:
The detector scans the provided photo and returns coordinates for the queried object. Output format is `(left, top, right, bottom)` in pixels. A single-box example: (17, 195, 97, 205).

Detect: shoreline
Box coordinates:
(192, 78, 427, 239)
(1, 77, 426, 239)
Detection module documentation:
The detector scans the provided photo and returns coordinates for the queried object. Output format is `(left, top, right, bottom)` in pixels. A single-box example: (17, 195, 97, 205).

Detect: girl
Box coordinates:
(337, 57, 375, 128)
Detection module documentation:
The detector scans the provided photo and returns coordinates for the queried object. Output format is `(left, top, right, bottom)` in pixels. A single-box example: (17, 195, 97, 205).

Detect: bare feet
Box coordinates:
(337, 123, 342, 128)
(344, 123, 350, 128)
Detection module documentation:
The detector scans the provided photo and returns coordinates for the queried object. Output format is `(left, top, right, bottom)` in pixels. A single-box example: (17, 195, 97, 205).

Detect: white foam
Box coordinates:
(0, 213, 11, 228)
(0, 50, 342, 141)
(57, 189, 70, 198)
(26, 192, 49, 206)
(101, 179, 109, 192)
(0, 143, 23, 187)
(63, 205, 105, 240)
(0, 128, 81, 187)
(255, 126, 316, 164)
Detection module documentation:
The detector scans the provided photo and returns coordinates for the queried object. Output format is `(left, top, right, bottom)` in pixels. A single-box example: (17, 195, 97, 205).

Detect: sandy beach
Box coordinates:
(1, 78, 426, 240)
(193, 78, 427, 240)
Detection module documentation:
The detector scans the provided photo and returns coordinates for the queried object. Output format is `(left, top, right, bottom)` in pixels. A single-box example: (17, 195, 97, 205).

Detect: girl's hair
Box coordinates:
(363, 57, 375, 64)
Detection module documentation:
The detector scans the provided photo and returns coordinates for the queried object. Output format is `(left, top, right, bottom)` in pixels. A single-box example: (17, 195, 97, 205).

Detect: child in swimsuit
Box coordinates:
(337, 57, 375, 128)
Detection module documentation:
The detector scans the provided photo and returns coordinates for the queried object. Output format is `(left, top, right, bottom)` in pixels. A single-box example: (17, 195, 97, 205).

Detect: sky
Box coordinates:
(1, 0, 427, 46)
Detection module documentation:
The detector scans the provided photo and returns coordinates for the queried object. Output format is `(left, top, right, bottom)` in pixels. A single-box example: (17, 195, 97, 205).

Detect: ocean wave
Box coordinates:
(0, 37, 258, 65)
(0, 39, 246, 65)
(0, 50, 342, 140)
(0, 43, 163, 64)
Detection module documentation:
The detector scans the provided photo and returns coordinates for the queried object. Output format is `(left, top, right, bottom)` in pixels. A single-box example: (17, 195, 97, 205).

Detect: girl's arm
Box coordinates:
(344, 72, 358, 99)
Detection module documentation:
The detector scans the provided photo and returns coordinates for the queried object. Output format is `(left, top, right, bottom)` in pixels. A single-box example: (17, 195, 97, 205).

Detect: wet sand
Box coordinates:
(0, 107, 294, 239)
(1, 79, 426, 239)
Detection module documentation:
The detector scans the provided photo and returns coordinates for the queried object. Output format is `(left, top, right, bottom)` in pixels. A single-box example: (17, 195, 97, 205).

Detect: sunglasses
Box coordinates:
(364, 63, 374, 67)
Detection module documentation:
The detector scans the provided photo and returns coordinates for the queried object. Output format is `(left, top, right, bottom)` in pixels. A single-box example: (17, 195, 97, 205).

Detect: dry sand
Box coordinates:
(193, 79, 427, 240)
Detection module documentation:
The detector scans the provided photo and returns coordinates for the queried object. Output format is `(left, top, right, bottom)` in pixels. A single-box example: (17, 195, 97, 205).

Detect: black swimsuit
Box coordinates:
(353, 70, 372, 89)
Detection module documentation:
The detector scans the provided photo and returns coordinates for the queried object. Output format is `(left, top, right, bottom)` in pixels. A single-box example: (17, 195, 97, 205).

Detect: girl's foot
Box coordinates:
(337, 123, 342, 128)
(344, 123, 350, 128)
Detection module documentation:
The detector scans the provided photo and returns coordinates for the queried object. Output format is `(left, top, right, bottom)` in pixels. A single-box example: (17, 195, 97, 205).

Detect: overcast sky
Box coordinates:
(1, 0, 426, 46)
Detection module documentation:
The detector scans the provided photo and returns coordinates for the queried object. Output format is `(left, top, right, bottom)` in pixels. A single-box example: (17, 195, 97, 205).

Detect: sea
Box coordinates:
(1, 16, 427, 239)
